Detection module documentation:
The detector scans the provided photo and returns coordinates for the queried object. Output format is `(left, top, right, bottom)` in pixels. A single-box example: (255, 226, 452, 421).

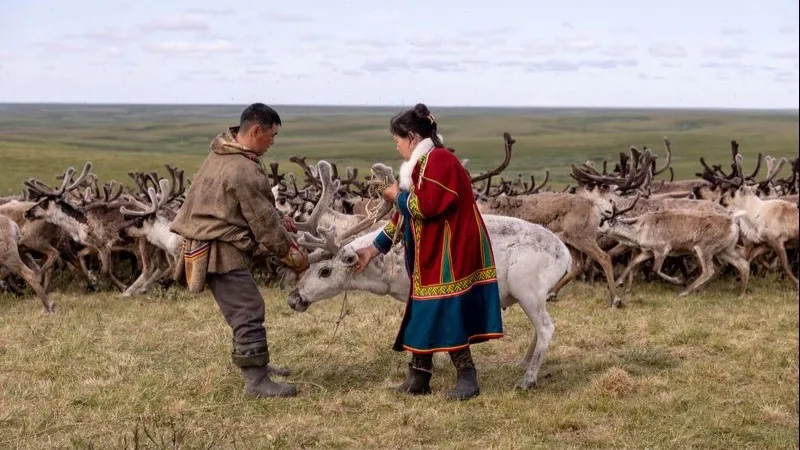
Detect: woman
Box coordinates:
(355, 103, 503, 400)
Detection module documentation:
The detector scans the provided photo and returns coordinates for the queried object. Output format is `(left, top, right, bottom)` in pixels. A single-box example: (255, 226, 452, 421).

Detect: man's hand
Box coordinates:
(354, 245, 380, 274)
(281, 214, 297, 233)
(279, 242, 310, 275)
(382, 182, 400, 203)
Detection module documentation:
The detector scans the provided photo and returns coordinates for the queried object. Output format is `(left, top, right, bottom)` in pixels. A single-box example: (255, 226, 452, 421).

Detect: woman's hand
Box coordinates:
(354, 245, 380, 274)
(382, 182, 400, 203)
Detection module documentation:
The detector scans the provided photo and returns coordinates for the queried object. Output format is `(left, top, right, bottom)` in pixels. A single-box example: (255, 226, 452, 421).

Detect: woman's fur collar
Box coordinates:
(398, 134, 444, 191)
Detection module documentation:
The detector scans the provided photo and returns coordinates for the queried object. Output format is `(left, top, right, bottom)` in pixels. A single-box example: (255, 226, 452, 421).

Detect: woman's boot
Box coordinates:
(392, 353, 432, 395)
(446, 348, 479, 400)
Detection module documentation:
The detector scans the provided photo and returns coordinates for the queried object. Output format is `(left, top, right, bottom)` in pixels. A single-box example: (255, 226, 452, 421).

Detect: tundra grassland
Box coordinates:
(0, 104, 798, 449)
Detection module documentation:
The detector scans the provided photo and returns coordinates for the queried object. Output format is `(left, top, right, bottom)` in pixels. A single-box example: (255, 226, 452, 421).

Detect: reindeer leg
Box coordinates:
(37, 246, 61, 292)
(717, 247, 750, 296)
(547, 246, 583, 301)
(122, 239, 152, 297)
(77, 247, 99, 287)
(679, 246, 715, 296)
(617, 249, 651, 290)
(2, 249, 54, 313)
(574, 237, 621, 308)
(652, 248, 683, 285)
(132, 250, 172, 296)
(771, 239, 799, 287)
(508, 272, 553, 390)
(99, 248, 128, 292)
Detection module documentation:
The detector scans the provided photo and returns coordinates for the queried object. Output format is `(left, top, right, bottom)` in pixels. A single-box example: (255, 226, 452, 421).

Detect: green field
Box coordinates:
(0, 104, 797, 194)
(0, 104, 798, 448)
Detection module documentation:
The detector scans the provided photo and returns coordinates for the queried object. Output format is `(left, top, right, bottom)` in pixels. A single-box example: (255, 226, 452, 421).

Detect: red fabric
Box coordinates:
(396, 147, 497, 300)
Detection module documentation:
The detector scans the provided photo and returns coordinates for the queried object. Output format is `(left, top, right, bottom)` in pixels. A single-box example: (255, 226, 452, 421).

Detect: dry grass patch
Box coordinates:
(0, 275, 797, 449)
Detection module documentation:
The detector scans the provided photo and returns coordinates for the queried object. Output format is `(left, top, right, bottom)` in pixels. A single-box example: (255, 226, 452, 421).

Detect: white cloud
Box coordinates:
(562, 39, 599, 53)
(702, 46, 750, 59)
(297, 33, 332, 42)
(778, 24, 798, 35)
(361, 58, 410, 73)
(767, 50, 800, 59)
(34, 41, 85, 54)
(407, 37, 446, 49)
(185, 8, 234, 15)
(458, 28, 515, 39)
(142, 15, 210, 32)
(602, 45, 637, 57)
(699, 62, 755, 72)
(720, 27, 746, 36)
(265, 13, 315, 23)
(638, 72, 664, 80)
(76, 27, 130, 43)
(774, 71, 798, 83)
(346, 37, 394, 49)
(521, 41, 556, 56)
(648, 43, 687, 58)
(146, 39, 235, 55)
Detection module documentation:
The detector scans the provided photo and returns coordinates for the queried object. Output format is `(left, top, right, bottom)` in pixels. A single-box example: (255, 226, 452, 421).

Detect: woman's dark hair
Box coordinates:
(389, 103, 443, 147)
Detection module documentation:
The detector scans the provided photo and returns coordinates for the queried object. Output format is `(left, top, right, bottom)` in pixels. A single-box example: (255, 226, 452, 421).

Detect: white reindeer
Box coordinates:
(284, 214, 573, 390)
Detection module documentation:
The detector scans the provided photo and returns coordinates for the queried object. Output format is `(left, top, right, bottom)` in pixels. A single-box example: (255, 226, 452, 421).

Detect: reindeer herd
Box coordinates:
(0, 133, 797, 318)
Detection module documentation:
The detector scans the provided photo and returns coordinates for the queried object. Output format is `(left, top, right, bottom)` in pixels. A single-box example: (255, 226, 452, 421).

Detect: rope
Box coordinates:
(363, 170, 403, 276)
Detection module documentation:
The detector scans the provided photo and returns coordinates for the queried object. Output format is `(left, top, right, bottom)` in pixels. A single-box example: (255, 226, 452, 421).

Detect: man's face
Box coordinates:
(253, 123, 280, 154)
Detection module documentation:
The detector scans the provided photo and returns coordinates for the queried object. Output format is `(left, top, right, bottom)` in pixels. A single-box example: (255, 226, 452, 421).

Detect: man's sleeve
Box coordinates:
(233, 174, 293, 258)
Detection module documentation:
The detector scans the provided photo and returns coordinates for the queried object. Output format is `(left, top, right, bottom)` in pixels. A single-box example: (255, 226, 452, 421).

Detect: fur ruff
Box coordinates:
(399, 134, 444, 191)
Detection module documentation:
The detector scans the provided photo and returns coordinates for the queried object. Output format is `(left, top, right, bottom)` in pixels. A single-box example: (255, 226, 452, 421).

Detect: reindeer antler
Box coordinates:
(470, 132, 515, 183)
(600, 192, 641, 226)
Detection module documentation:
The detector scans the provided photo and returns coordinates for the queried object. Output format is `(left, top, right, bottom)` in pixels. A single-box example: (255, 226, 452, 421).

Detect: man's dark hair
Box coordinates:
(239, 103, 282, 132)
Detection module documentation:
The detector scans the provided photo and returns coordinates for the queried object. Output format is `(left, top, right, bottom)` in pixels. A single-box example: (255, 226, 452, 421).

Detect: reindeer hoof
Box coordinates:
(515, 380, 537, 390)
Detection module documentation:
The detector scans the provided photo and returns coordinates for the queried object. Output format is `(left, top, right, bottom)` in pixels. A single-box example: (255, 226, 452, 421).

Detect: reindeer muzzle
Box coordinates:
(287, 289, 309, 312)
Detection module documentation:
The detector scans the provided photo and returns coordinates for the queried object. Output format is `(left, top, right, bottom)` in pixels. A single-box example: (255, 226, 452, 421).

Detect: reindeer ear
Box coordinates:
(341, 253, 358, 267)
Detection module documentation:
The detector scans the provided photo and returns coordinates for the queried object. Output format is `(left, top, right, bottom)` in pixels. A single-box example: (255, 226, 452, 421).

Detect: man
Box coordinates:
(171, 103, 310, 398)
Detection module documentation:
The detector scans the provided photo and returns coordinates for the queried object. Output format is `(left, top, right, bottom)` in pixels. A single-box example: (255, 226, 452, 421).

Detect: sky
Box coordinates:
(0, 0, 798, 108)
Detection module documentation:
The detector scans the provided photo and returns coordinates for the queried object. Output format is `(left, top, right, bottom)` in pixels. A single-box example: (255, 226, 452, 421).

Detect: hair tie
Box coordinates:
(427, 114, 436, 124)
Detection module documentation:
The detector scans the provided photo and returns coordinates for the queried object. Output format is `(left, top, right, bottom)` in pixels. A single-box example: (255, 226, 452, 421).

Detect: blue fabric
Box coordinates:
(394, 282, 504, 353)
(373, 230, 393, 254)
(391, 208, 503, 353)
(395, 191, 412, 217)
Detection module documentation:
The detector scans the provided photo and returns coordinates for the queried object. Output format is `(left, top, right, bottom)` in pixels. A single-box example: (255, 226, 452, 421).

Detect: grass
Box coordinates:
(0, 104, 798, 448)
(0, 276, 797, 449)
(0, 105, 797, 194)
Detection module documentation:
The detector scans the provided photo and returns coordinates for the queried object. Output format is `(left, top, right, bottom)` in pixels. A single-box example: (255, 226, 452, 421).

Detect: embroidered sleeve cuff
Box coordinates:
(373, 231, 393, 254)
(396, 191, 425, 219)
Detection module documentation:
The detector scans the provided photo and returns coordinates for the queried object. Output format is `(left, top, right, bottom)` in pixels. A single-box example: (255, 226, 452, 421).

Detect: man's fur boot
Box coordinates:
(232, 341, 297, 398)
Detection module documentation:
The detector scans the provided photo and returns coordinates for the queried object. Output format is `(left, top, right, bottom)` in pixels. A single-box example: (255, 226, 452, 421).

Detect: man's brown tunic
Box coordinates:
(170, 127, 301, 348)
(171, 127, 295, 278)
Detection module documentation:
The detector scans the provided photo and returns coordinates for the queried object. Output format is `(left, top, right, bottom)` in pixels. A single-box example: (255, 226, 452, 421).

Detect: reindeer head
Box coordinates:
(569, 143, 658, 200)
(598, 192, 641, 230)
(23, 162, 93, 221)
(281, 160, 398, 311)
(285, 238, 368, 312)
(118, 165, 185, 237)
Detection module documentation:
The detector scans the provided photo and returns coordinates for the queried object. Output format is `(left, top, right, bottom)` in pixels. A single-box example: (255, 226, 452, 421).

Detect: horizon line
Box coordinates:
(0, 101, 798, 112)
